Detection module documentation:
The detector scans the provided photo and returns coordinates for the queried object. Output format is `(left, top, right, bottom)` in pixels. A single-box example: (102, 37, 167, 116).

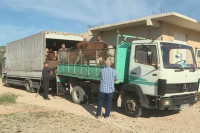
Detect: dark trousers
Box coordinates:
(96, 92, 113, 117)
(43, 78, 49, 99)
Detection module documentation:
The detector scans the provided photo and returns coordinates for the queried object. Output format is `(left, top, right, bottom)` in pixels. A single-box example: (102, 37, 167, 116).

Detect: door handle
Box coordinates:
(131, 72, 137, 74)
(152, 74, 157, 76)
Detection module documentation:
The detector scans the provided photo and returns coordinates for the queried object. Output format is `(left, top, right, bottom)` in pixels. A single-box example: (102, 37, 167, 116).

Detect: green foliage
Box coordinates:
(0, 93, 18, 105)
(0, 46, 6, 74)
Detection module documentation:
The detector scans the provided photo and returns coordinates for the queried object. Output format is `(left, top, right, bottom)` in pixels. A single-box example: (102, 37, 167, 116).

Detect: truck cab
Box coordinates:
(120, 39, 198, 117)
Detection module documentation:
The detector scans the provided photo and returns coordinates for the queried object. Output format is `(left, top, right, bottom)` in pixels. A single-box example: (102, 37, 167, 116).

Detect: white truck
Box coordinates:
(2, 31, 83, 92)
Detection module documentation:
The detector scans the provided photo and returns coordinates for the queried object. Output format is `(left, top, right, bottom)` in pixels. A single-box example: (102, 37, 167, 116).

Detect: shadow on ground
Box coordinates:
(5, 85, 181, 118)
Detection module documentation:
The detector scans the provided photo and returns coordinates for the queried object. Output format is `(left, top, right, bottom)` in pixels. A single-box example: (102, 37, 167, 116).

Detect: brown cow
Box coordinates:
(74, 41, 107, 65)
(47, 49, 56, 61)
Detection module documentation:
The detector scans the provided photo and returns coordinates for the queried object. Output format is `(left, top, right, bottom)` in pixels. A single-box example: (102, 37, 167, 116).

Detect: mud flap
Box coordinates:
(56, 82, 67, 95)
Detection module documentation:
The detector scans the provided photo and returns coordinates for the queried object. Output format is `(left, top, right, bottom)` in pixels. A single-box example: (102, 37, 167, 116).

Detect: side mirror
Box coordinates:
(147, 51, 152, 65)
(152, 63, 159, 69)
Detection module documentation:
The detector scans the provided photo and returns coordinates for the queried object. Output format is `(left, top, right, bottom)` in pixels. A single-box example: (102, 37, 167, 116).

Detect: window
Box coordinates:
(174, 32, 186, 44)
(135, 45, 158, 66)
(161, 42, 196, 69)
(197, 49, 200, 58)
(169, 49, 193, 64)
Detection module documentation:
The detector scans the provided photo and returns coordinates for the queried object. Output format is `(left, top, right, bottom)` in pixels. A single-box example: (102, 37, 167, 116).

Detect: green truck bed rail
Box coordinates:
(57, 64, 103, 80)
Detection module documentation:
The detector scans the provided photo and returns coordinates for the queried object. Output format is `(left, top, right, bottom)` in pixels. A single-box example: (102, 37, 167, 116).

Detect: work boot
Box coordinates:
(44, 97, 50, 100)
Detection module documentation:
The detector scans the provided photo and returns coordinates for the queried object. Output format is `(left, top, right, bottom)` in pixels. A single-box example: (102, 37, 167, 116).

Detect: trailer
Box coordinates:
(57, 33, 199, 117)
(2, 31, 83, 92)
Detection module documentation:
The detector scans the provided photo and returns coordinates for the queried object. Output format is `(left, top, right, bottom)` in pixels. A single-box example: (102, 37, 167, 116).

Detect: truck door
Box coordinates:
(129, 44, 159, 96)
(195, 48, 200, 92)
(195, 48, 200, 68)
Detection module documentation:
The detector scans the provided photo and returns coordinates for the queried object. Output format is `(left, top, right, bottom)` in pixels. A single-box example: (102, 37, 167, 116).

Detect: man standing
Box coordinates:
(58, 43, 69, 63)
(96, 35, 105, 43)
(58, 43, 68, 51)
(96, 60, 118, 118)
(42, 62, 56, 100)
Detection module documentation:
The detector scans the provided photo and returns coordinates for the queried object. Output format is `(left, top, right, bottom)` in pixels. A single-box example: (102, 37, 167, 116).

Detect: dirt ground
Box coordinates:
(0, 81, 200, 133)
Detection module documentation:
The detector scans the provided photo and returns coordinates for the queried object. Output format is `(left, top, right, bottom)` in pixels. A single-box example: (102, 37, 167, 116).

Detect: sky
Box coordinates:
(0, 0, 199, 46)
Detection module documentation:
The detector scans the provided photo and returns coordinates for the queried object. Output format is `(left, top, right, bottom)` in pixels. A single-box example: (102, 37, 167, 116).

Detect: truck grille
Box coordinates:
(165, 83, 198, 94)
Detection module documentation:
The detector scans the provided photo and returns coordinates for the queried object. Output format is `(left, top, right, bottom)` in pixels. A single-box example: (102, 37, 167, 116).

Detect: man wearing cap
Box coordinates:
(96, 60, 118, 118)
(42, 62, 57, 100)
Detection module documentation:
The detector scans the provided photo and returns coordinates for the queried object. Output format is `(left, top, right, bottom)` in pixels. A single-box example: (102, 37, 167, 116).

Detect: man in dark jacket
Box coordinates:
(42, 62, 56, 100)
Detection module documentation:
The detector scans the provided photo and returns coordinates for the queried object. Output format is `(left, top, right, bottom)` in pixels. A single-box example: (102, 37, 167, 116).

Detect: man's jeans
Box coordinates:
(96, 92, 113, 117)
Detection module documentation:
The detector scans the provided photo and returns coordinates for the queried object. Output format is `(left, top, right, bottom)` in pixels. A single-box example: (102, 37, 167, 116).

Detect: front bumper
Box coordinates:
(157, 94, 197, 110)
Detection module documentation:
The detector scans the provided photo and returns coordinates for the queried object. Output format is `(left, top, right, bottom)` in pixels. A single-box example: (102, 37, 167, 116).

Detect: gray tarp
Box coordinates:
(6, 31, 45, 78)
(6, 31, 83, 79)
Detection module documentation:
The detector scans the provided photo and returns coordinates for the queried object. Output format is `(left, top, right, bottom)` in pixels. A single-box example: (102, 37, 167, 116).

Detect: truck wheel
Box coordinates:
(123, 95, 142, 117)
(2, 77, 7, 86)
(72, 86, 89, 104)
(25, 81, 34, 93)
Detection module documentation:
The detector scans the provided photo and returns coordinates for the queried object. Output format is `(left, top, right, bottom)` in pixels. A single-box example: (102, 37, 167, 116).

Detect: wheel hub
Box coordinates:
(74, 90, 80, 100)
(126, 99, 136, 112)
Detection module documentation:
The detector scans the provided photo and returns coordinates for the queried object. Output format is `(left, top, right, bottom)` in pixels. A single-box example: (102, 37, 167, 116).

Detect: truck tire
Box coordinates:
(25, 80, 34, 93)
(123, 95, 142, 117)
(2, 77, 7, 86)
(72, 86, 89, 104)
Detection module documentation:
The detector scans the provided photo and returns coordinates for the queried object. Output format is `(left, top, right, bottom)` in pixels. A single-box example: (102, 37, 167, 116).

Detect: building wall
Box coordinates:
(162, 22, 200, 50)
(89, 22, 200, 67)
(90, 25, 162, 46)
(90, 22, 200, 49)
(162, 22, 200, 67)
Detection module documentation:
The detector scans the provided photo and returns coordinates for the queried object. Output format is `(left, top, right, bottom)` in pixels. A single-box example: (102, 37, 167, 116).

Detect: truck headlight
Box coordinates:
(162, 99, 172, 106)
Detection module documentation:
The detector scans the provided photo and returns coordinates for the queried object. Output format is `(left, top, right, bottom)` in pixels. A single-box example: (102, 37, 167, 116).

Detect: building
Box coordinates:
(86, 12, 200, 66)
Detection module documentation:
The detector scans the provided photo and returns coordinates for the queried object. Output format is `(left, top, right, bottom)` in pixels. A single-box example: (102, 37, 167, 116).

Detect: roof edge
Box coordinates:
(89, 12, 199, 31)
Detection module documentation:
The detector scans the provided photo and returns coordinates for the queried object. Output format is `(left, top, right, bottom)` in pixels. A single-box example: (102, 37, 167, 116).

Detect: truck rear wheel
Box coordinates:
(72, 86, 90, 104)
(2, 77, 7, 86)
(123, 95, 142, 117)
(25, 80, 34, 93)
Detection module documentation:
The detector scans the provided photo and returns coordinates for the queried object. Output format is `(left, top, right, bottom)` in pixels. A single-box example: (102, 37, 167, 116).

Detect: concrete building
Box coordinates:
(86, 12, 200, 66)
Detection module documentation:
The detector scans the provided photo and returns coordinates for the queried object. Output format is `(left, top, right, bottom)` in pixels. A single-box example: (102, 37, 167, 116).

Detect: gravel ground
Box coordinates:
(0, 103, 122, 133)
(0, 81, 200, 133)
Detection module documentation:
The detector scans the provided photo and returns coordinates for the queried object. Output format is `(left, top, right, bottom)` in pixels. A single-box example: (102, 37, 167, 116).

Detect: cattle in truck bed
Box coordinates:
(57, 41, 115, 65)
(75, 41, 107, 64)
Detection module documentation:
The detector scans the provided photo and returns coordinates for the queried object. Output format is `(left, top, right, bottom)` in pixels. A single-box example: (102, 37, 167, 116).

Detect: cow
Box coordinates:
(106, 45, 115, 66)
(74, 41, 107, 65)
(46, 49, 56, 61)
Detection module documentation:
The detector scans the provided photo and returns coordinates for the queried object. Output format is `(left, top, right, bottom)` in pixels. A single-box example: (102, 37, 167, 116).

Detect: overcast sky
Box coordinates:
(0, 0, 199, 46)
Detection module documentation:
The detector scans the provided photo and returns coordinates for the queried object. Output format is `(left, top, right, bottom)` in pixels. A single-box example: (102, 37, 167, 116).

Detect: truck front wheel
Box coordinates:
(123, 95, 142, 117)
(72, 86, 90, 104)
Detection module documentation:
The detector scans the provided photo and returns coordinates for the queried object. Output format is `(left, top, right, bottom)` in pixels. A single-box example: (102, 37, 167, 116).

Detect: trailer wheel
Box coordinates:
(72, 86, 89, 104)
(123, 95, 142, 117)
(2, 77, 7, 86)
(25, 80, 34, 93)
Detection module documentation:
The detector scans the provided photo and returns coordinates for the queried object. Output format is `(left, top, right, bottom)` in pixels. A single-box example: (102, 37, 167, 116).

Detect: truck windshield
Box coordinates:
(160, 42, 196, 70)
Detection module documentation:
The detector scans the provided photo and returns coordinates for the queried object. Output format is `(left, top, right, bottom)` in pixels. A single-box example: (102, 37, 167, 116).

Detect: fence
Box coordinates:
(58, 48, 115, 66)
